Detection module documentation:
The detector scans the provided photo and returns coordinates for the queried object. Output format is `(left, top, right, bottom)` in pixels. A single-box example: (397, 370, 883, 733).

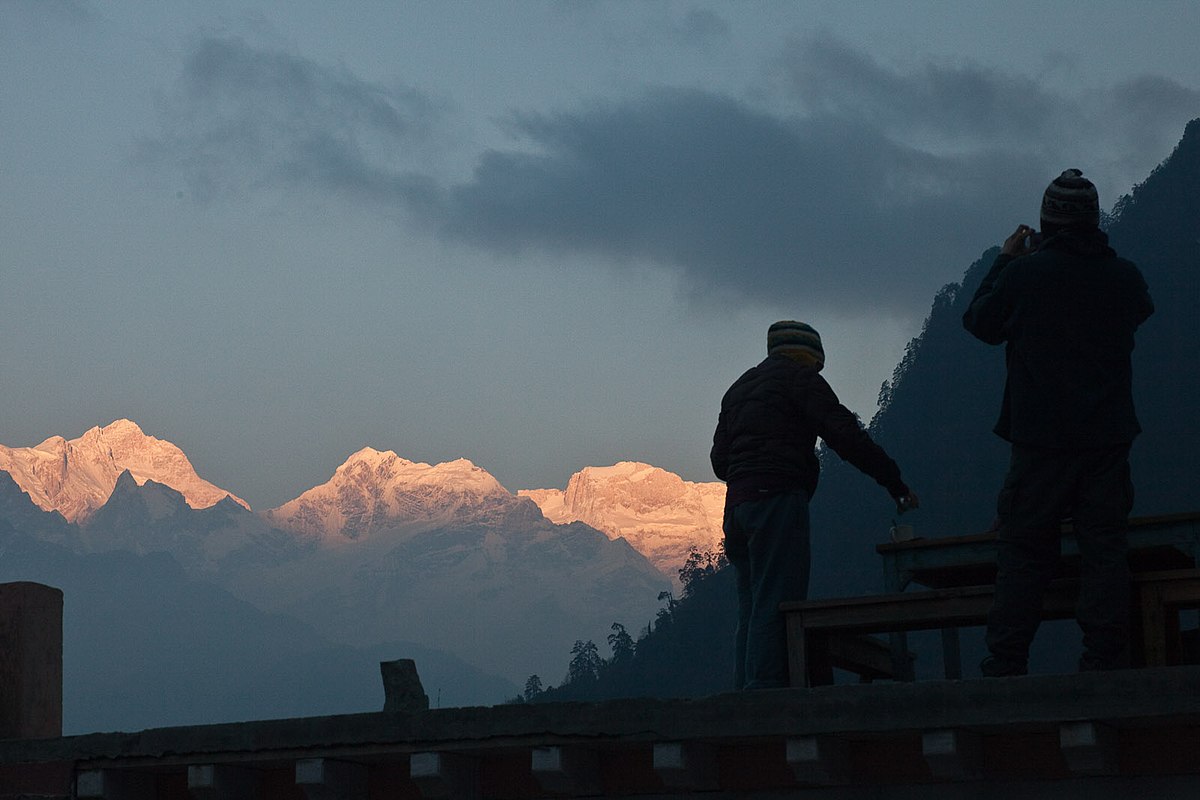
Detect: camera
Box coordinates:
(1025, 231, 1043, 250)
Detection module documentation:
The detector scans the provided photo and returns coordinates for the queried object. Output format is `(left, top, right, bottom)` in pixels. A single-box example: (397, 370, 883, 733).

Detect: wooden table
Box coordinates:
(784, 513, 1200, 685)
(876, 512, 1200, 679)
(876, 512, 1200, 595)
(784, 569, 1200, 687)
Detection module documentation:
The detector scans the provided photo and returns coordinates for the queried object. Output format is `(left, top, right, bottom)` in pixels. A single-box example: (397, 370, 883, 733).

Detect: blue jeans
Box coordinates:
(724, 490, 811, 690)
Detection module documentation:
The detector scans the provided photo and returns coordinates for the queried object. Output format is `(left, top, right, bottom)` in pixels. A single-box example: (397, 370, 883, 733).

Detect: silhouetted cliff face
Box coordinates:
(810, 119, 1200, 600)
(1110, 118, 1200, 516)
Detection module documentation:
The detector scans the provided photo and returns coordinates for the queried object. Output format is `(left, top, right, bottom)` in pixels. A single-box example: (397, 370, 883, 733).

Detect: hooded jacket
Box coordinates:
(962, 227, 1153, 448)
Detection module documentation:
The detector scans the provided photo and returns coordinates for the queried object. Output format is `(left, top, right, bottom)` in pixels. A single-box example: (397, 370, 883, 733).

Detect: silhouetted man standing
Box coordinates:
(711, 321, 918, 689)
(964, 169, 1153, 676)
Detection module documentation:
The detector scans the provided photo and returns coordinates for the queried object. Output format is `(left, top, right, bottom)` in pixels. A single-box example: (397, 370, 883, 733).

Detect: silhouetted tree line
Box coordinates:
(508, 547, 736, 703)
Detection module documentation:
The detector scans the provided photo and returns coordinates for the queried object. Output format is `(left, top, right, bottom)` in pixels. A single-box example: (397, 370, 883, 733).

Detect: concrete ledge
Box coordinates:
(2, 667, 1198, 770)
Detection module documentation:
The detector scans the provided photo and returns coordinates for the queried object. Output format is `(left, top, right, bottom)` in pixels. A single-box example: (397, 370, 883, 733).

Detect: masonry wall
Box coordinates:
(0, 581, 63, 740)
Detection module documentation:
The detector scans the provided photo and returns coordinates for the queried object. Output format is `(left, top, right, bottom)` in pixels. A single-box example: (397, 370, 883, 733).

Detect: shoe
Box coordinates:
(980, 655, 1027, 677)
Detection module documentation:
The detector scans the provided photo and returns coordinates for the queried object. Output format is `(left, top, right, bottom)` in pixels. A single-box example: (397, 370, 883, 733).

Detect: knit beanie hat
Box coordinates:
(1041, 168, 1100, 229)
(767, 320, 825, 370)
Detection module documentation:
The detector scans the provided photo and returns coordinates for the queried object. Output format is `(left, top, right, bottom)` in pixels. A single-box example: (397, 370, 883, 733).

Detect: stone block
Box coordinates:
(1060, 720, 1117, 774)
(0, 582, 63, 739)
(380, 658, 429, 712)
(187, 764, 259, 799)
(531, 746, 600, 795)
(77, 768, 155, 799)
(294, 757, 368, 800)
(653, 741, 718, 789)
(410, 751, 478, 799)
(786, 735, 851, 785)
(922, 728, 982, 780)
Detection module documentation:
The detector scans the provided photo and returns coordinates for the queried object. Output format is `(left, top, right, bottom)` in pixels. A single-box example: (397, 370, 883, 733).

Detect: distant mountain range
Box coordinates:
(0, 420, 723, 731)
(1, 419, 725, 579)
(521, 462, 725, 586)
(0, 419, 249, 523)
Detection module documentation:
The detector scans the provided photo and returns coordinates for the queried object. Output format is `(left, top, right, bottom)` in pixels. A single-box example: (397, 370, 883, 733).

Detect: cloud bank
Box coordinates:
(142, 34, 1199, 316)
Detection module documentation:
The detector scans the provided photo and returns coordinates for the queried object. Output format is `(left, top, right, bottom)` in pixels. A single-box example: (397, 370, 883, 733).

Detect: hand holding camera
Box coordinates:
(1002, 224, 1041, 257)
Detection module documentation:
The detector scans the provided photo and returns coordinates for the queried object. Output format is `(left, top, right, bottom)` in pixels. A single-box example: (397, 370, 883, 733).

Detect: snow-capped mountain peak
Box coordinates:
(520, 461, 726, 585)
(0, 419, 249, 522)
(265, 448, 516, 543)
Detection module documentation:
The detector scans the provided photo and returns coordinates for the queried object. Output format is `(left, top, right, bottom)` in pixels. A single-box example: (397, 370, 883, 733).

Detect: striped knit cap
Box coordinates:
(1041, 168, 1100, 228)
(767, 320, 825, 370)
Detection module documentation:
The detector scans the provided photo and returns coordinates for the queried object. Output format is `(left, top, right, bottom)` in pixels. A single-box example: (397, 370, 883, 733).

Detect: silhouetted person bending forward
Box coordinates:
(964, 169, 1154, 676)
(711, 321, 918, 689)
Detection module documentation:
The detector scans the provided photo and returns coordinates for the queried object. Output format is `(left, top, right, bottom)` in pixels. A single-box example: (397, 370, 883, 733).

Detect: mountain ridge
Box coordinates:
(1, 423, 725, 577)
(0, 419, 249, 522)
(0, 424, 680, 703)
(520, 461, 725, 585)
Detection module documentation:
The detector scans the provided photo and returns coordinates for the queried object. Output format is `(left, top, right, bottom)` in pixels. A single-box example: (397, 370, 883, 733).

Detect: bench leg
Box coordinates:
(890, 631, 914, 682)
(940, 627, 962, 679)
(807, 632, 834, 686)
(786, 612, 808, 687)
(1140, 583, 1169, 666)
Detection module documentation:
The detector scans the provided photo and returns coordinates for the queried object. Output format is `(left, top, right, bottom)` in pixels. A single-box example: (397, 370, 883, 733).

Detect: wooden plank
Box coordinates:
(876, 532, 994, 555)
(826, 634, 901, 679)
(1134, 568, 1200, 667)
(1127, 511, 1200, 527)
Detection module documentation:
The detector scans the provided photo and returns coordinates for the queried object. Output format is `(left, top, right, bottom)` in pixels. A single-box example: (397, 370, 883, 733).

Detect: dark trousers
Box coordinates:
(723, 490, 811, 690)
(986, 444, 1135, 669)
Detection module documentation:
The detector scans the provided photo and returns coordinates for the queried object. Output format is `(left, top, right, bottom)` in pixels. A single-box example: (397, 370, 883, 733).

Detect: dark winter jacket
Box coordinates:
(710, 354, 909, 508)
(962, 227, 1153, 448)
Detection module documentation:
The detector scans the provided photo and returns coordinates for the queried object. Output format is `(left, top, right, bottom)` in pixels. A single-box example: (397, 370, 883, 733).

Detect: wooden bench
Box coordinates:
(782, 583, 1073, 687)
(783, 569, 1200, 687)
(1136, 569, 1200, 666)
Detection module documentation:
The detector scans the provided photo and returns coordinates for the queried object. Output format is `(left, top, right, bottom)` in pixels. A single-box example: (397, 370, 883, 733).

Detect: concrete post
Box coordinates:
(295, 758, 368, 800)
(410, 752, 479, 799)
(922, 728, 982, 780)
(530, 746, 600, 795)
(787, 736, 851, 785)
(0, 582, 63, 740)
(653, 741, 718, 790)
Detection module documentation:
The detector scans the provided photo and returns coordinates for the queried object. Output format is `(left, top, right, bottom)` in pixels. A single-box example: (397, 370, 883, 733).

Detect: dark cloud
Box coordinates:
(433, 89, 1038, 312)
(143, 35, 1197, 316)
(430, 36, 1196, 313)
(776, 35, 1061, 145)
(1100, 76, 1200, 185)
(139, 36, 441, 206)
(772, 34, 1200, 200)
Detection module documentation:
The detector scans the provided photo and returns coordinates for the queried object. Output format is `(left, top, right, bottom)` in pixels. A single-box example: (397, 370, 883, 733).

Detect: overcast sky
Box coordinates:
(3, 1, 1198, 510)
